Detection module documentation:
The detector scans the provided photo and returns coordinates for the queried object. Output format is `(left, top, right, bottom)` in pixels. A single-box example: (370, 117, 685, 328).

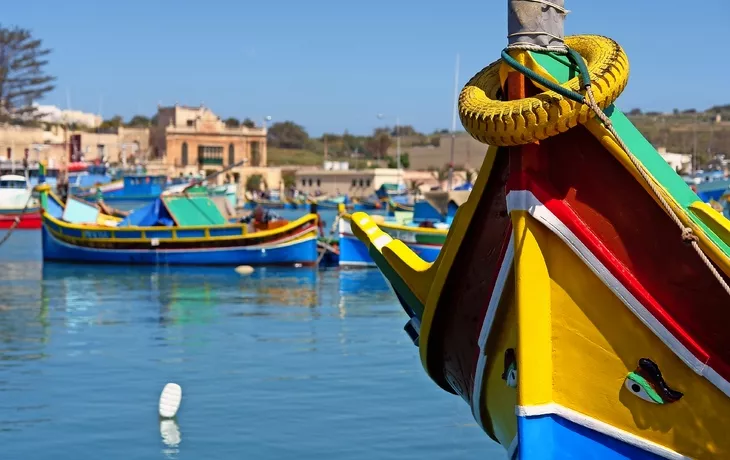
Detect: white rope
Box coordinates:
(583, 86, 730, 298)
(506, 42, 568, 54)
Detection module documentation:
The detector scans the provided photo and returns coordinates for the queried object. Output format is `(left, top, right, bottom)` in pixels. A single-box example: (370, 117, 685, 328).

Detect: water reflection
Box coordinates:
(0, 261, 49, 365)
(337, 269, 394, 319)
(160, 418, 181, 458)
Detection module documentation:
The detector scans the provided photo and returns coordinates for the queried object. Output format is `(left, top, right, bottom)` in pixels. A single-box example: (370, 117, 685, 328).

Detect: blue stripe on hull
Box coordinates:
(517, 414, 664, 460)
(338, 234, 441, 267)
(41, 228, 318, 265)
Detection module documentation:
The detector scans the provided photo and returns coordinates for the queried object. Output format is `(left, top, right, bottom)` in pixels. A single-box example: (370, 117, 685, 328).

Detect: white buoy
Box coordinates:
(294, 263, 303, 268)
(235, 265, 254, 276)
(159, 383, 182, 419)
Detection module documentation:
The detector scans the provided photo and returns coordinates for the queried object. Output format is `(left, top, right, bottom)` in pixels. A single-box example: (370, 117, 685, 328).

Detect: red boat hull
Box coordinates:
(0, 212, 42, 229)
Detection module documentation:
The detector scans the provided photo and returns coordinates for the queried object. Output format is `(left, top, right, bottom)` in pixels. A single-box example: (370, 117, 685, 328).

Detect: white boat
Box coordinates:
(0, 175, 38, 213)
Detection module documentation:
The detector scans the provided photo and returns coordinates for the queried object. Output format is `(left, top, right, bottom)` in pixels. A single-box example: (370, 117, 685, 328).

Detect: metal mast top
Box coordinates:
(507, 0, 568, 53)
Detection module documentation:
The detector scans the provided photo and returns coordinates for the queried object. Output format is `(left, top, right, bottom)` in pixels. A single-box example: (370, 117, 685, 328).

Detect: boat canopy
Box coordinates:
(118, 194, 228, 227)
(0, 175, 29, 189)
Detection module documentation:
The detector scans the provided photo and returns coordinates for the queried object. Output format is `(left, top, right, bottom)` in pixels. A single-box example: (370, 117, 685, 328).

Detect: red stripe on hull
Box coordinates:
(506, 125, 730, 382)
(0, 212, 42, 229)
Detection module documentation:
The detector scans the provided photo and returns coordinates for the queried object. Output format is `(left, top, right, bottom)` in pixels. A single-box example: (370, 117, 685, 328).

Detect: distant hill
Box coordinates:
(267, 105, 730, 170)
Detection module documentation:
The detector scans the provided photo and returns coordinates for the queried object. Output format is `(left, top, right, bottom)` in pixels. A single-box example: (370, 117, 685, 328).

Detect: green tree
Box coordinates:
(99, 115, 123, 129)
(126, 115, 150, 127)
(224, 117, 240, 128)
(391, 125, 418, 137)
(242, 117, 255, 128)
(245, 174, 264, 192)
(386, 152, 410, 169)
(342, 130, 359, 152)
(400, 152, 410, 169)
(268, 121, 309, 149)
(365, 130, 391, 159)
(0, 25, 56, 121)
(282, 170, 296, 190)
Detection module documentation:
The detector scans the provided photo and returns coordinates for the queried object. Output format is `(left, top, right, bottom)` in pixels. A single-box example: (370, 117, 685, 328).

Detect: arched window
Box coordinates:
(228, 143, 235, 165)
(308, 179, 312, 187)
(181, 142, 188, 166)
(251, 141, 260, 166)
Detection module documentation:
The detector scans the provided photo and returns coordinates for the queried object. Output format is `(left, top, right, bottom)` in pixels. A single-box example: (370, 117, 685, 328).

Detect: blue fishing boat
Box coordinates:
(337, 191, 468, 267)
(308, 194, 349, 210)
(683, 171, 730, 202)
(77, 174, 170, 203)
(34, 183, 319, 266)
(245, 189, 303, 210)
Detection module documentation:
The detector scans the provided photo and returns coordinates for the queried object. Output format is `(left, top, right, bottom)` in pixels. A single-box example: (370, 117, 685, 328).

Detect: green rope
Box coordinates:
(500, 47, 591, 103)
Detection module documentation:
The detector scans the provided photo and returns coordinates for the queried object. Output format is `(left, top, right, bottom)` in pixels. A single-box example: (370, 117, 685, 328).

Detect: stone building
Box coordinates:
(0, 123, 149, 167)
(295, 168, 402, 198)
(151, 105, 267, 180)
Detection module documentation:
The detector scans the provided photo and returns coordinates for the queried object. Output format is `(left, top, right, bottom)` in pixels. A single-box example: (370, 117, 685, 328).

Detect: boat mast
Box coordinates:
(507, 0, 567, 52)
(447, 53, 460, 191)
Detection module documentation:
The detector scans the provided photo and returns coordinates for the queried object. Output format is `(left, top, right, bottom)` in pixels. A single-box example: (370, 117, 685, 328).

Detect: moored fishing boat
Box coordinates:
(77, 174, 168, 203)
(35, 183, 319, 266)
(308, 194, 348, 210)
(350, 2, 730, 458)
(338, 191, 466, 267)
(0, 174, 41, 229)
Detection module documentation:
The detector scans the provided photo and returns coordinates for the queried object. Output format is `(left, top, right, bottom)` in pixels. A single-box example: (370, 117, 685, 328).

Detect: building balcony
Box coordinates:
(198, 156, 223, 166)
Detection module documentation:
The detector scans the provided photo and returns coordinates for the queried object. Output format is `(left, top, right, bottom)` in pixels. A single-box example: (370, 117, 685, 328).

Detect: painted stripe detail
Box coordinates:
(372, 234, 392, 250)
(516, 403, 690, 460)
(471, 235, 515, 429)
(47, 226, 316, 254)
(506, 190, 730, 398)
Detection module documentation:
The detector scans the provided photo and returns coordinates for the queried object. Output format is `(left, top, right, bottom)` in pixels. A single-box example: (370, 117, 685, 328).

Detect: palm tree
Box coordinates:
(408, 179, 424, 198)
(431, 166, 450, 190)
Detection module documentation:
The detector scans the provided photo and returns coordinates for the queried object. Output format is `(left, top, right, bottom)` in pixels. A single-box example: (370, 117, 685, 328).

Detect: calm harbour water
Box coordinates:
(0, 229, 504, 459)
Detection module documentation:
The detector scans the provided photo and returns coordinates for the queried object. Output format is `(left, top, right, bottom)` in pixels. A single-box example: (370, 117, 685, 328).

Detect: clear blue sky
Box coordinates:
(4, 0, 728, 136)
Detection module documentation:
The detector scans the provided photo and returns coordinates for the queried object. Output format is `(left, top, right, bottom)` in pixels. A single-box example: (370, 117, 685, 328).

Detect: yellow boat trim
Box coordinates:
(45, 222, 319, 248)
(340, 213, 448, 235)
(41, 211, 318, 244)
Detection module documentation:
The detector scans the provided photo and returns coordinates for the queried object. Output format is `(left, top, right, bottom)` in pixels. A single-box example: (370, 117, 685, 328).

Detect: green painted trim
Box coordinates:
(626, 372, 664, 404)
(531, 50, 730, 259)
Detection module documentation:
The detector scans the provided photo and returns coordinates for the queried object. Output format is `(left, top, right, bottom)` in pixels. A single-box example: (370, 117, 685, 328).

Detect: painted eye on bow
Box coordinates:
(625, 373, 661, 403)
(501, 348, 517, 389)
(624, 358, 683, 405)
